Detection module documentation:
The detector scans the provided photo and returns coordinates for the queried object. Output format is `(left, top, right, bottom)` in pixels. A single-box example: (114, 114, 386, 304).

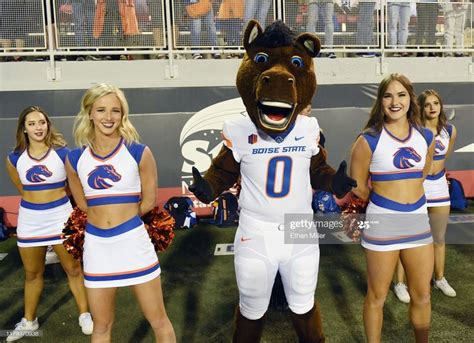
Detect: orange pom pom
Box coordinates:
(142, 207, 176, 252)
(62, 207, 87, 260)
(340, 193, 368, 242)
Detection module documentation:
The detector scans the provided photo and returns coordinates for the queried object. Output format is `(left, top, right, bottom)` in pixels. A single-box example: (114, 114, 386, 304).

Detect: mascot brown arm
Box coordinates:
(310, 146, 335, 191)
(189, 146, 239, 204)
(311, 146, 357, 198)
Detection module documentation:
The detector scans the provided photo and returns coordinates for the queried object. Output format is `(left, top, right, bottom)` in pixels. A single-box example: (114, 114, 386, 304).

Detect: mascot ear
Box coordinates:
(296, 33, 321, 58)
(243, 20, 263, 51)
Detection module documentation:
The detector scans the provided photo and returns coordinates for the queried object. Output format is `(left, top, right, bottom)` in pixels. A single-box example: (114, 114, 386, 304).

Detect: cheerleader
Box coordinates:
(350, 74, 435, 343)
(419, 89, 457, 297)
(66, 84, 175, 342)
(5, 106, 92, 341)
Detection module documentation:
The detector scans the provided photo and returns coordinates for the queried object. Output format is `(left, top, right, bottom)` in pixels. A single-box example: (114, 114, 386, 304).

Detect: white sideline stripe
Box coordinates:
(331, 231, 354, 243)
(214, 243, 234, 256)
(455, 143, 474, 153)
(448, 214, 474, 224)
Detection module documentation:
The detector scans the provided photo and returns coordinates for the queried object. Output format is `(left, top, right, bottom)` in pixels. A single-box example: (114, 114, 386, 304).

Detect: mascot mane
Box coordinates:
(252, 21, 295, 48)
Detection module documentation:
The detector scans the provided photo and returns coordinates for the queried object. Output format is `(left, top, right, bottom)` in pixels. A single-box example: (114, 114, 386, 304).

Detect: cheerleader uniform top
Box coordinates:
(432, 124, 453, 161)
(67, 138, 146, 207)
(362, 125, 433, 182)
(8, 146, 70, 192)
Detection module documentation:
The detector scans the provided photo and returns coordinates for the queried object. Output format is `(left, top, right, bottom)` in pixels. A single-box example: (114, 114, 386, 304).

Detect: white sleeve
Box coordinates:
(222, 121, 241, 163)
(308, 117, 321, 156)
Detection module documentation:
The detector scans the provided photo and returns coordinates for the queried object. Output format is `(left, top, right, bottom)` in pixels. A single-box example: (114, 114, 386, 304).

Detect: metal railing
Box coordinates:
(0, 0, 472, 60)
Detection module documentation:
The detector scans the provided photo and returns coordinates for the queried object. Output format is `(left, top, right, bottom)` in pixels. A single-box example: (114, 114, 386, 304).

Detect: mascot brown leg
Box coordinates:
(413, 325, 429, 343)
(289, 302, 325, 343)
(269, 272, 288, 311)
(233, 307, 265, 343)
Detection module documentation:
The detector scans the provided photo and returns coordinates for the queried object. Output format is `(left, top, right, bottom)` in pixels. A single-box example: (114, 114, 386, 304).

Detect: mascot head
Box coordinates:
(236, 20, 321, 134)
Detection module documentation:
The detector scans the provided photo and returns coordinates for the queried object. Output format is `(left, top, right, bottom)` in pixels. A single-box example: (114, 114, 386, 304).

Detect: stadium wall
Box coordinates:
(0, 58, 473, 226)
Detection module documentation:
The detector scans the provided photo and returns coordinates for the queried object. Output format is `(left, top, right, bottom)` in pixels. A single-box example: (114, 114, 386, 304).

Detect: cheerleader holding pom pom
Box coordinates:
(65, 84, 176, 342)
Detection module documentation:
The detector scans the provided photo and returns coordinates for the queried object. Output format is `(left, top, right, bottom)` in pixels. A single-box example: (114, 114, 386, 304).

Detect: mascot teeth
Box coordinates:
(258, 101, 294, 126)
(260, 101, 292, 108)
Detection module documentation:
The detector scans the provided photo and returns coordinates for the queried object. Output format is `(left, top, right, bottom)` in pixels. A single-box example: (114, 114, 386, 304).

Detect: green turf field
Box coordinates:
(0, 224, 473, 342)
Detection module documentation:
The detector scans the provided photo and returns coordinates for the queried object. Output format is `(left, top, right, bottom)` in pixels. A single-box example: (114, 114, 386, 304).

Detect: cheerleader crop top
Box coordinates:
(67, 138, 145, 207)
(362, 126, 433, 181)
(8, 146, 69, 191)
(433, 124, 453, 161)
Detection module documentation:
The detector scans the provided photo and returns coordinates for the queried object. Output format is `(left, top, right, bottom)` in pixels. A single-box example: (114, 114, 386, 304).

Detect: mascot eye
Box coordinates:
(291, 56, 304, 68)
(254, 52, 269, 63)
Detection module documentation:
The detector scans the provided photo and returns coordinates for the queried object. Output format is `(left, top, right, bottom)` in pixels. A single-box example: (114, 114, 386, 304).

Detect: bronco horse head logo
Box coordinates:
(26, 165, 53, 182)
(393, 147, 422, 169)
(435, 140, 445, 154)
(87, 165, 122, 189)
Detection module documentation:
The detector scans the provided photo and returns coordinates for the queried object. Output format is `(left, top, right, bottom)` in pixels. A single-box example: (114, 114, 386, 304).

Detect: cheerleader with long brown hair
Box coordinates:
(5, 106, 92, 342)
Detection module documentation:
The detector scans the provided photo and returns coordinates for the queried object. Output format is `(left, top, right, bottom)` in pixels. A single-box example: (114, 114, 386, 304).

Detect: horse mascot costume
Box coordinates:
(190, 20, 356, 342)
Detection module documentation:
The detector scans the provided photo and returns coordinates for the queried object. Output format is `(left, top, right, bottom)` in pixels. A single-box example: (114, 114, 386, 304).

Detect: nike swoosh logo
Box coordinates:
(240, 237, 251, 242)
(295, 136, 304, 141)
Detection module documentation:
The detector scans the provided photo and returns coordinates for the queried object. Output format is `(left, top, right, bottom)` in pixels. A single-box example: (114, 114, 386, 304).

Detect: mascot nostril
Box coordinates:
(189, 19, 355, 343)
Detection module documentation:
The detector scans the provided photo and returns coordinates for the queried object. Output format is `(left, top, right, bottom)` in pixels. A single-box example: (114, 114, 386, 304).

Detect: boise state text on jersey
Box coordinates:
(252, 146, 307, 154)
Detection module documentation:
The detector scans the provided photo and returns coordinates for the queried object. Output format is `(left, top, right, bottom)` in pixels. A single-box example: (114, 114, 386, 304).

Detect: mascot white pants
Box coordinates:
(234, 212, 320, 320)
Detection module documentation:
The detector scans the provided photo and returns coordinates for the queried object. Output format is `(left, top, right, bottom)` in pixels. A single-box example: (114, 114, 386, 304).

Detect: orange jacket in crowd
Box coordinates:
(93, 0, 140, 38)
(217, 0, 244, 20)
